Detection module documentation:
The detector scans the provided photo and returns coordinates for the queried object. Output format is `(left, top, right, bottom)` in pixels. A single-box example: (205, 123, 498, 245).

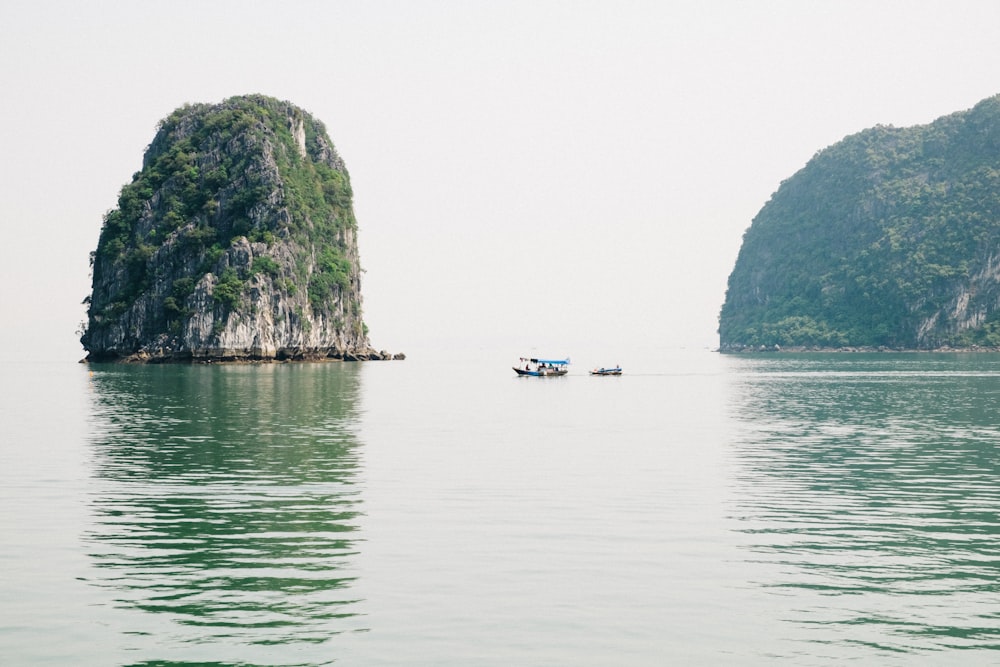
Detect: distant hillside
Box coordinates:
(82, 95, 396, 362)
(719, 94, 1000, 351)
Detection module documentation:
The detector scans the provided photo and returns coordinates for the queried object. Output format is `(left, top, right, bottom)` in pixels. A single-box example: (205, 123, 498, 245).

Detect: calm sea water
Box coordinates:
(3, 349, 1000, 665)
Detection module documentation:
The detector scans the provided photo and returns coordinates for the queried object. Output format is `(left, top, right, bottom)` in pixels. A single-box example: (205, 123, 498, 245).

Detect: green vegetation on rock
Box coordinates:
(82, 94, 376, 362)
(719, 94, 1000, 350)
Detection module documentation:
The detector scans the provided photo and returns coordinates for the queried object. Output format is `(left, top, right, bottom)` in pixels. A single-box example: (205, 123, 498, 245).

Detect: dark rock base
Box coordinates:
(83, 347, 405, 364)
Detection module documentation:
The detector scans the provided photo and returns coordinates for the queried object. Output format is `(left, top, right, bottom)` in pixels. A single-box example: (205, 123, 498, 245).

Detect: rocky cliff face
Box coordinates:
(719, 94, 1000, 350)
(82, 95, 396, 362)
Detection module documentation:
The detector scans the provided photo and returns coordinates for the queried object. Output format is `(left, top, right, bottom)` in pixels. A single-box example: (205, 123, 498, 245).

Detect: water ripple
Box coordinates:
(83, 364, 366, 663)
(727, 354, 1000, 658)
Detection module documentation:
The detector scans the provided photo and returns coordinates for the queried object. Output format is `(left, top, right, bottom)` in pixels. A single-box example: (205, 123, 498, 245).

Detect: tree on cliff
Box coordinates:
(719, 94, 1000, 350)
(81, 95, 387, 362)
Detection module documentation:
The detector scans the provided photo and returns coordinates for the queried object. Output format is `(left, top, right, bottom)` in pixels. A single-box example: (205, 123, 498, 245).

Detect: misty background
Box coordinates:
(2, 1, 999, 362)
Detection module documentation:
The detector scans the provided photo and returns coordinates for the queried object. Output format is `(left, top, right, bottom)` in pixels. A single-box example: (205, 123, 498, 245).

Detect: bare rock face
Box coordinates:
(82, 95, 391, 363)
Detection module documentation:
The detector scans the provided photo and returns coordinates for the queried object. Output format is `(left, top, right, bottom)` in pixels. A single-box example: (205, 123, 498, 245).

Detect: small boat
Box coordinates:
(513, 357, 569, 376)
(590, 365, 622, 376)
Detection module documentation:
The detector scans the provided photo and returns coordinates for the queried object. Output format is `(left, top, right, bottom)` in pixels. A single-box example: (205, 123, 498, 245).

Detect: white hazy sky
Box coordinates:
(2, 0, 999, 362)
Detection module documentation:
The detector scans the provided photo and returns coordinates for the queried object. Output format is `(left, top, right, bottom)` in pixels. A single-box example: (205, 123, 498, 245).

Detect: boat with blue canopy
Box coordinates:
(513, 357, 570, 376)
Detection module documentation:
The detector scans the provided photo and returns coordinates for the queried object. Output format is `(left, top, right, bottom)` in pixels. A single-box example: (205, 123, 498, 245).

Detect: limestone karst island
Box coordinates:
(81, 95, 400, 363)
(719, 94, 1000, 352)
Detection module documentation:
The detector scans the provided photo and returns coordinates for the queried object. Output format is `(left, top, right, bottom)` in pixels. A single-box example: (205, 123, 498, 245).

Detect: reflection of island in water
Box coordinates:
(85, 363, 367, 658)
(725, 355, 1000, 655)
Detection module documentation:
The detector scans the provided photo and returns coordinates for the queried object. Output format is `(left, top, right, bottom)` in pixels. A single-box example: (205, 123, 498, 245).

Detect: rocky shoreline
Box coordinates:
(719, 344, 1000, 354)
(82, 347, 405, 364)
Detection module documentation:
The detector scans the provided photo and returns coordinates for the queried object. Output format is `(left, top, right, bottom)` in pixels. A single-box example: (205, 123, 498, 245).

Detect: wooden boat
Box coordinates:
(590, 366, 622, 376)
(513, 357, 569, 376)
